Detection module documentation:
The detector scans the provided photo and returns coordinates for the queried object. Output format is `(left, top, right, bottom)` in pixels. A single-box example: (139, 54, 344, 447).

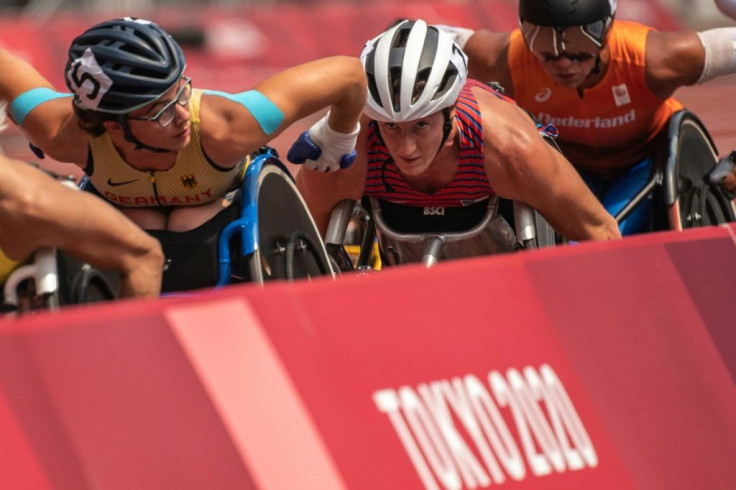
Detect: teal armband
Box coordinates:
(203, 89, 284, 135)
(10, 88, 73, 126)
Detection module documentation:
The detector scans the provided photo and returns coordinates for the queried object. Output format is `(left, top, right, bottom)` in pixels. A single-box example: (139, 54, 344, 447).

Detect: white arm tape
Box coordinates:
(0, 101, 7, 132)
(696, 28, 736, 84)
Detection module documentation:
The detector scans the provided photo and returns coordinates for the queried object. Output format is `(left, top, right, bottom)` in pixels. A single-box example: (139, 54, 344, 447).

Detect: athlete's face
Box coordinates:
(521, 23, 601, 88)
(127, 76, 192, 150)
(378, 111, 446, 177)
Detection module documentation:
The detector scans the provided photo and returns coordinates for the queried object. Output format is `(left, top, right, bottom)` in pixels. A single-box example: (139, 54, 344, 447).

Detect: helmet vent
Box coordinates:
(435, 67, 459, 101)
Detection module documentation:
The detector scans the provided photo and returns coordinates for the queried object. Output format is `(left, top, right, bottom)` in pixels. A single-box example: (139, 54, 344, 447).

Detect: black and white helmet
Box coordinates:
(360, 19, 468, 122)
(519, 0, 617, 47)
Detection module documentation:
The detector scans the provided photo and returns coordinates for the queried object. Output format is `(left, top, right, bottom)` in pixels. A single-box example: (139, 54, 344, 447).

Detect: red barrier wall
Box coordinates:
(1, 224, 734, 488)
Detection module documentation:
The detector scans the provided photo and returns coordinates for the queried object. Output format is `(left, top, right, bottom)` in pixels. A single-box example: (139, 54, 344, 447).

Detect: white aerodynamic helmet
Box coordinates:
(360, 19, 468, 122)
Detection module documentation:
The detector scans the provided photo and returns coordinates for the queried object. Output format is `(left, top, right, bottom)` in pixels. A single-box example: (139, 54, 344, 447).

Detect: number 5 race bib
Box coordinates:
(66, 48, 113, 111)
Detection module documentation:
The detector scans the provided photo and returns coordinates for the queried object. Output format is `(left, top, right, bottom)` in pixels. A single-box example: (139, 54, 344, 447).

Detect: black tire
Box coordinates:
(241, 162, 334, 283)
(69, 266, 118, 304)
(673, 115, 736, 228)
(59, 252, 118, 305)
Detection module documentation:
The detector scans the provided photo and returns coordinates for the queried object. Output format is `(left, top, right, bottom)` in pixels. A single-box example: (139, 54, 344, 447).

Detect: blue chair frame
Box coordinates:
(216, 147, 334, 285)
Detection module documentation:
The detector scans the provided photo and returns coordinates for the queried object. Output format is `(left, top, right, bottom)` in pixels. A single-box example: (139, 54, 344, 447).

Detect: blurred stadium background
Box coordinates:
(0, 0, 733, 178)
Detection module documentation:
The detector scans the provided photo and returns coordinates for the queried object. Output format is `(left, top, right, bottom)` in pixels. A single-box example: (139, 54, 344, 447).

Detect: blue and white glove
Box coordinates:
(708, 151, 736, 199)
(287, 113, 360, 172)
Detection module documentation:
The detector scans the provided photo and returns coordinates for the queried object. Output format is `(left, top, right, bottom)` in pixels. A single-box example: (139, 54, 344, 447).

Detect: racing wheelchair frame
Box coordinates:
(149, 147, 334, 292)
(1, 248, 117, 316)
(215, 146, 334, 286)
(615, 109, 736, 230)
(1, 174, 118, 316)
(324, 195, 557, 271)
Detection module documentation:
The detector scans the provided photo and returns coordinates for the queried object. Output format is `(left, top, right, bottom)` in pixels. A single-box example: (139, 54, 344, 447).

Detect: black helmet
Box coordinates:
(519, 0, 616, 46)
(65, 17, 185, 114)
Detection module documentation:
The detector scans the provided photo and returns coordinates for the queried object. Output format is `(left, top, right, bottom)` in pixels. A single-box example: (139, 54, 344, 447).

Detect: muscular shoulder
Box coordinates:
(474, 88, 540, 169)
(645, 29, 704, 98)
(474, 89, 571, 204)
(198, 92, 255, 165)
(465, 30, 513, 92)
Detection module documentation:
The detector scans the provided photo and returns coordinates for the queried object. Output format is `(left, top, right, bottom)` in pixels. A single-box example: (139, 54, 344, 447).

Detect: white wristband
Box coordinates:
(696, 28, 736, 84)
(306, 113, 360, 172)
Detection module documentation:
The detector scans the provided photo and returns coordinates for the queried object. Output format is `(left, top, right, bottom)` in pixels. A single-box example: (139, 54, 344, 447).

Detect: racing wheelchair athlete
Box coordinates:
(3, 145, 336, 314)
(139, 146, 335, 291)
(321, 107, 736, 272)
(290, 19, 620, 271)
(451, 0, 736, 234)
(0, 17, 365, 293)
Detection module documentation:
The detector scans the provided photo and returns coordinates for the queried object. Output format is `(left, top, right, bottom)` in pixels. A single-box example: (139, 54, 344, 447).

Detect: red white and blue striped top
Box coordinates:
(363, 79, 508, 207)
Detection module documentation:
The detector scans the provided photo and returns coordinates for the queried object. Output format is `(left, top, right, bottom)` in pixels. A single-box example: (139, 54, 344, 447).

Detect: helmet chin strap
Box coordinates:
(117, 115, 171, 153)
(576, 54, 602, 99)
(437, 107, 454, 155)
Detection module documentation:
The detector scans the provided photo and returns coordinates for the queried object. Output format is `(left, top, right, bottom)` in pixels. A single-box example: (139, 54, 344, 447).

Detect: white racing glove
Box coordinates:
(287, 113, 360, 172)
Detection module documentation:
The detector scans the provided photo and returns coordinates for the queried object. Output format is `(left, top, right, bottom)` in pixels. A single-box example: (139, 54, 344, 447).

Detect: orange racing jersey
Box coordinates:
(507, 21, 683, 177)
(85, 89, 246, 207)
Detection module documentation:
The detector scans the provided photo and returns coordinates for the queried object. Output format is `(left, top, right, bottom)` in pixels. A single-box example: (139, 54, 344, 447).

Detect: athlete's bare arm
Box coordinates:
(477, 89, 621, 241)
(0, 49, 88, 166)
(463, 31, 515, 97)
(644, 30, 705, 100)
(200, 56, 367, 167)
(295, 116, 371, 235)
(0, 157, 164, 298)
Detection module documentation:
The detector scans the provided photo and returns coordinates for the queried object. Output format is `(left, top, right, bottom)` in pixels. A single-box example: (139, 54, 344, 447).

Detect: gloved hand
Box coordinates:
(287, 113, 360, 172)
(708, 151, 736, 200)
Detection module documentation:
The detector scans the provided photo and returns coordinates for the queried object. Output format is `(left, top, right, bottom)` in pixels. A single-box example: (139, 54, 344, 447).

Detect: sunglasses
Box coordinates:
(541, 52, 597, 63)
(129, 76, 192, 127)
